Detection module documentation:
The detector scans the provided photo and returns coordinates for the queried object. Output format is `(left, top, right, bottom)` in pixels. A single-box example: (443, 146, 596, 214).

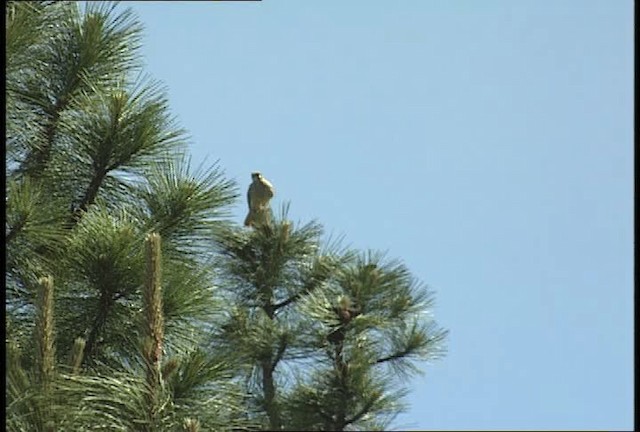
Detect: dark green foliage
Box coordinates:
(5, 2, 447, 431)
(6, 2, 246, 430)
(212, 208, 448, 430)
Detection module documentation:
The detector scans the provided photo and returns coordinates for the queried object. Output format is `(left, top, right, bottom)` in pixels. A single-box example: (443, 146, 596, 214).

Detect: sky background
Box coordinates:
(125, 1, 634, 430)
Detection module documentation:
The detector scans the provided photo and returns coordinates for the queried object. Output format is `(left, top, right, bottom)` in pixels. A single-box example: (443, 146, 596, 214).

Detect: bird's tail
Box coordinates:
(244, 211, 253, 227)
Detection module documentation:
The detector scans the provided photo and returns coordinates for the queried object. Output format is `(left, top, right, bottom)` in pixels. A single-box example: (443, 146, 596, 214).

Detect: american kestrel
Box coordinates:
(244, 172, 275, 227)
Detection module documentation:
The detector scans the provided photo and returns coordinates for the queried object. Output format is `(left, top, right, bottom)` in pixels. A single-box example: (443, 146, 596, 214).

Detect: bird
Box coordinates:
(244, 172, 275, 227)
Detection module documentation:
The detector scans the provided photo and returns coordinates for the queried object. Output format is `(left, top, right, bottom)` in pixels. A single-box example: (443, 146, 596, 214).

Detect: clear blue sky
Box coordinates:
(125, 1, 633, 430)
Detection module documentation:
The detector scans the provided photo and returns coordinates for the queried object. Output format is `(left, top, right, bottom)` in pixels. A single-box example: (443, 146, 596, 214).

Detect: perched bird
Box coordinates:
(244, 172, 275, 227)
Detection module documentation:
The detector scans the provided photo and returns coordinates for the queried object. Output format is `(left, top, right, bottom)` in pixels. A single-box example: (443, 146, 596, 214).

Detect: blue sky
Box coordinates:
(125, 1, 633, 430)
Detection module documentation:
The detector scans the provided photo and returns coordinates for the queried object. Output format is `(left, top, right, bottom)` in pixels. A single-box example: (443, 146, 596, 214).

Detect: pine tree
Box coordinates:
(213, 210, 448, 431)
(6, 2, 447, 431)
(6, 2, 251, 430)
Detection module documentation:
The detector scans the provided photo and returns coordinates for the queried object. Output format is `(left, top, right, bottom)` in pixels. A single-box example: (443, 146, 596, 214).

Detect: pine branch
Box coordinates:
(274, 255, 338, 311)
(374, 349, 413, 365)
(69, 167, 108, 224)
(19, 100, 65, 179)
(261, 357, 282, 431)
(82, 289, 114, 365)
(270, 336, 288, 374)
(144, 231, 164, 368)
(345, 395, 378, 427)
(5, 217, 26, 243)
(34, 275, 56, 431)
(35, 275, 55, 388)
(142, 232, 165, 431)
(273, 294, 298, 311)
(259, 289, 282, 430)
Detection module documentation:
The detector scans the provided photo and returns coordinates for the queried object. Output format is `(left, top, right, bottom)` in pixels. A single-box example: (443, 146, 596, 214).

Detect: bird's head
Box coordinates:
(251, 172, 262, 180)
